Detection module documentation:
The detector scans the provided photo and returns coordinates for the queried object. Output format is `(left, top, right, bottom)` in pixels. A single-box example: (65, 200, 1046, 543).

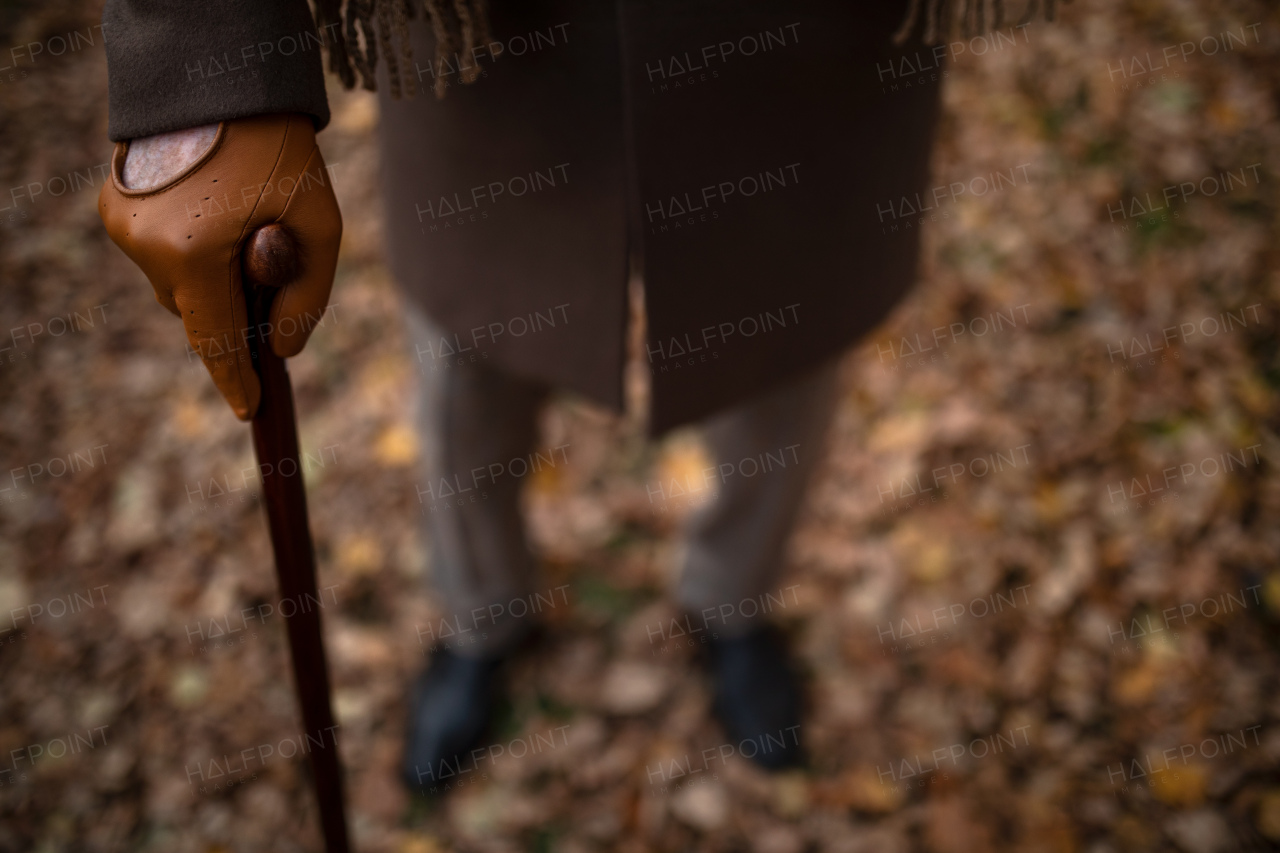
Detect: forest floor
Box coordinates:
(2, 1, 1280, 851)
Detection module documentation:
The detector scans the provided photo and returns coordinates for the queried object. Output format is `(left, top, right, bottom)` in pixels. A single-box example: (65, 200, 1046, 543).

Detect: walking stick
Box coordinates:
(242, 224, 352, 853)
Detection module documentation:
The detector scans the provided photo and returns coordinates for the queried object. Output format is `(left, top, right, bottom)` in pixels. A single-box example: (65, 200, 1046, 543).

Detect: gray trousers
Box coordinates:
(406, 308, 839, 658)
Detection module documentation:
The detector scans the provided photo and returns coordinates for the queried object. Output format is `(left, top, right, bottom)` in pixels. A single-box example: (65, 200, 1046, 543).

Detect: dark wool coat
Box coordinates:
(104, 0, 941, 433)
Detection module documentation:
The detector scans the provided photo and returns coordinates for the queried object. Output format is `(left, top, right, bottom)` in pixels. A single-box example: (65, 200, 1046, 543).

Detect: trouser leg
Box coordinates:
(676, 358, 842, 637)
(405, 307, 549, 659)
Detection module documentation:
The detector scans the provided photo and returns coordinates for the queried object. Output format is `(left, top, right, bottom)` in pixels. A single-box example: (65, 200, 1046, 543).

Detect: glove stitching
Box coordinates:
(223, 115, 296, 415)
(270, 143, 329, 356)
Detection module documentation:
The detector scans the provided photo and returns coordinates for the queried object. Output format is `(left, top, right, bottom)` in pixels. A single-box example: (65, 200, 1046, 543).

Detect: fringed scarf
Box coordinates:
(312, 0, 492, 98)
(311, 0, 1068, 98)
(892, 0, 1070, 44)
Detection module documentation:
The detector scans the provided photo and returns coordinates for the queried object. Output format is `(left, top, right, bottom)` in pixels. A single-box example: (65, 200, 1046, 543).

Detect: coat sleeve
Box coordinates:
(103, 0, 331, 141)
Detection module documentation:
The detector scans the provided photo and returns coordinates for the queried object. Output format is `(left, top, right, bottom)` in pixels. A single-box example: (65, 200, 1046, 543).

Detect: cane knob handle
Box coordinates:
(244, 224, 298, 288)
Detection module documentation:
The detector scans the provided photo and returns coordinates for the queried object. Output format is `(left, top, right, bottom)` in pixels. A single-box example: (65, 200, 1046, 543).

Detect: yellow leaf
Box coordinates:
(828, 767, 905, 813)
(1262, 572, 1280, 616)
(1112, 659, 1162, 705)
(772, 771, 809, 819)
(359, 355, 408, 405)
(1231, 373, 1273, 417)
(337, 534, 383, 577)
(170, 666, 209, 708)
(173, 398, 210, 439)
(893, 524, 951, 583)
(654, 439, 714, 508)
(1256, 788, 1280, 841)
(399, 835, 448, 853)
(1150, 763, 1206, 808)
(1033, 480, 1064, 525)
(375, 424, 419, 467)
(914, 540, 951, 583)
(868, 411, 931, 453)
(1113, 815, 1156, 851)
(1208, 99, 1240, 132)
(528, 457, 565, 495)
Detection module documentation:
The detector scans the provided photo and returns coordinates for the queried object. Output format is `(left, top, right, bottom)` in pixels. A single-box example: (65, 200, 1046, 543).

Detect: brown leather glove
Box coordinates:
(99, 113, 342, 420)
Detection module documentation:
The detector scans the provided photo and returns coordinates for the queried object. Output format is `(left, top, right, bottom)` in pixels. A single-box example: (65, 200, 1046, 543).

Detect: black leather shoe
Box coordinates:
(704, 625, 806, 771)
(401, 647, 503, 793)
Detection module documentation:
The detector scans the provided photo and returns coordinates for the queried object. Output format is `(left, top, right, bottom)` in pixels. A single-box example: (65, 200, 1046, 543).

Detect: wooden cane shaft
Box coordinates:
(245, 229, 351, 853)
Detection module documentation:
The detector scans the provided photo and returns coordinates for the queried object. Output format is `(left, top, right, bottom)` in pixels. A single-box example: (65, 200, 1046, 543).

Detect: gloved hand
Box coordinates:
(99, 113, 342, 420)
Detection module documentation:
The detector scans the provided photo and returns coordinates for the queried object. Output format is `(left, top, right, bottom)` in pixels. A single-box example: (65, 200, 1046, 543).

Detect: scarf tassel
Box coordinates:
(315, 0, 492, 100)
(893, 0, 1067, 45)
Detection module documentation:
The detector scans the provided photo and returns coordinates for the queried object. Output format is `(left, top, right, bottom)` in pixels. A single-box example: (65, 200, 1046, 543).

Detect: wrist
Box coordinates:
(122, 124, 219, 190)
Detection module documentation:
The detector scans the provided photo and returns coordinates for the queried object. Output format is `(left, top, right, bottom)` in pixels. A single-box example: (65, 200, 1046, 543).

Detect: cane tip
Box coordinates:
(244, 224, 298, 287)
